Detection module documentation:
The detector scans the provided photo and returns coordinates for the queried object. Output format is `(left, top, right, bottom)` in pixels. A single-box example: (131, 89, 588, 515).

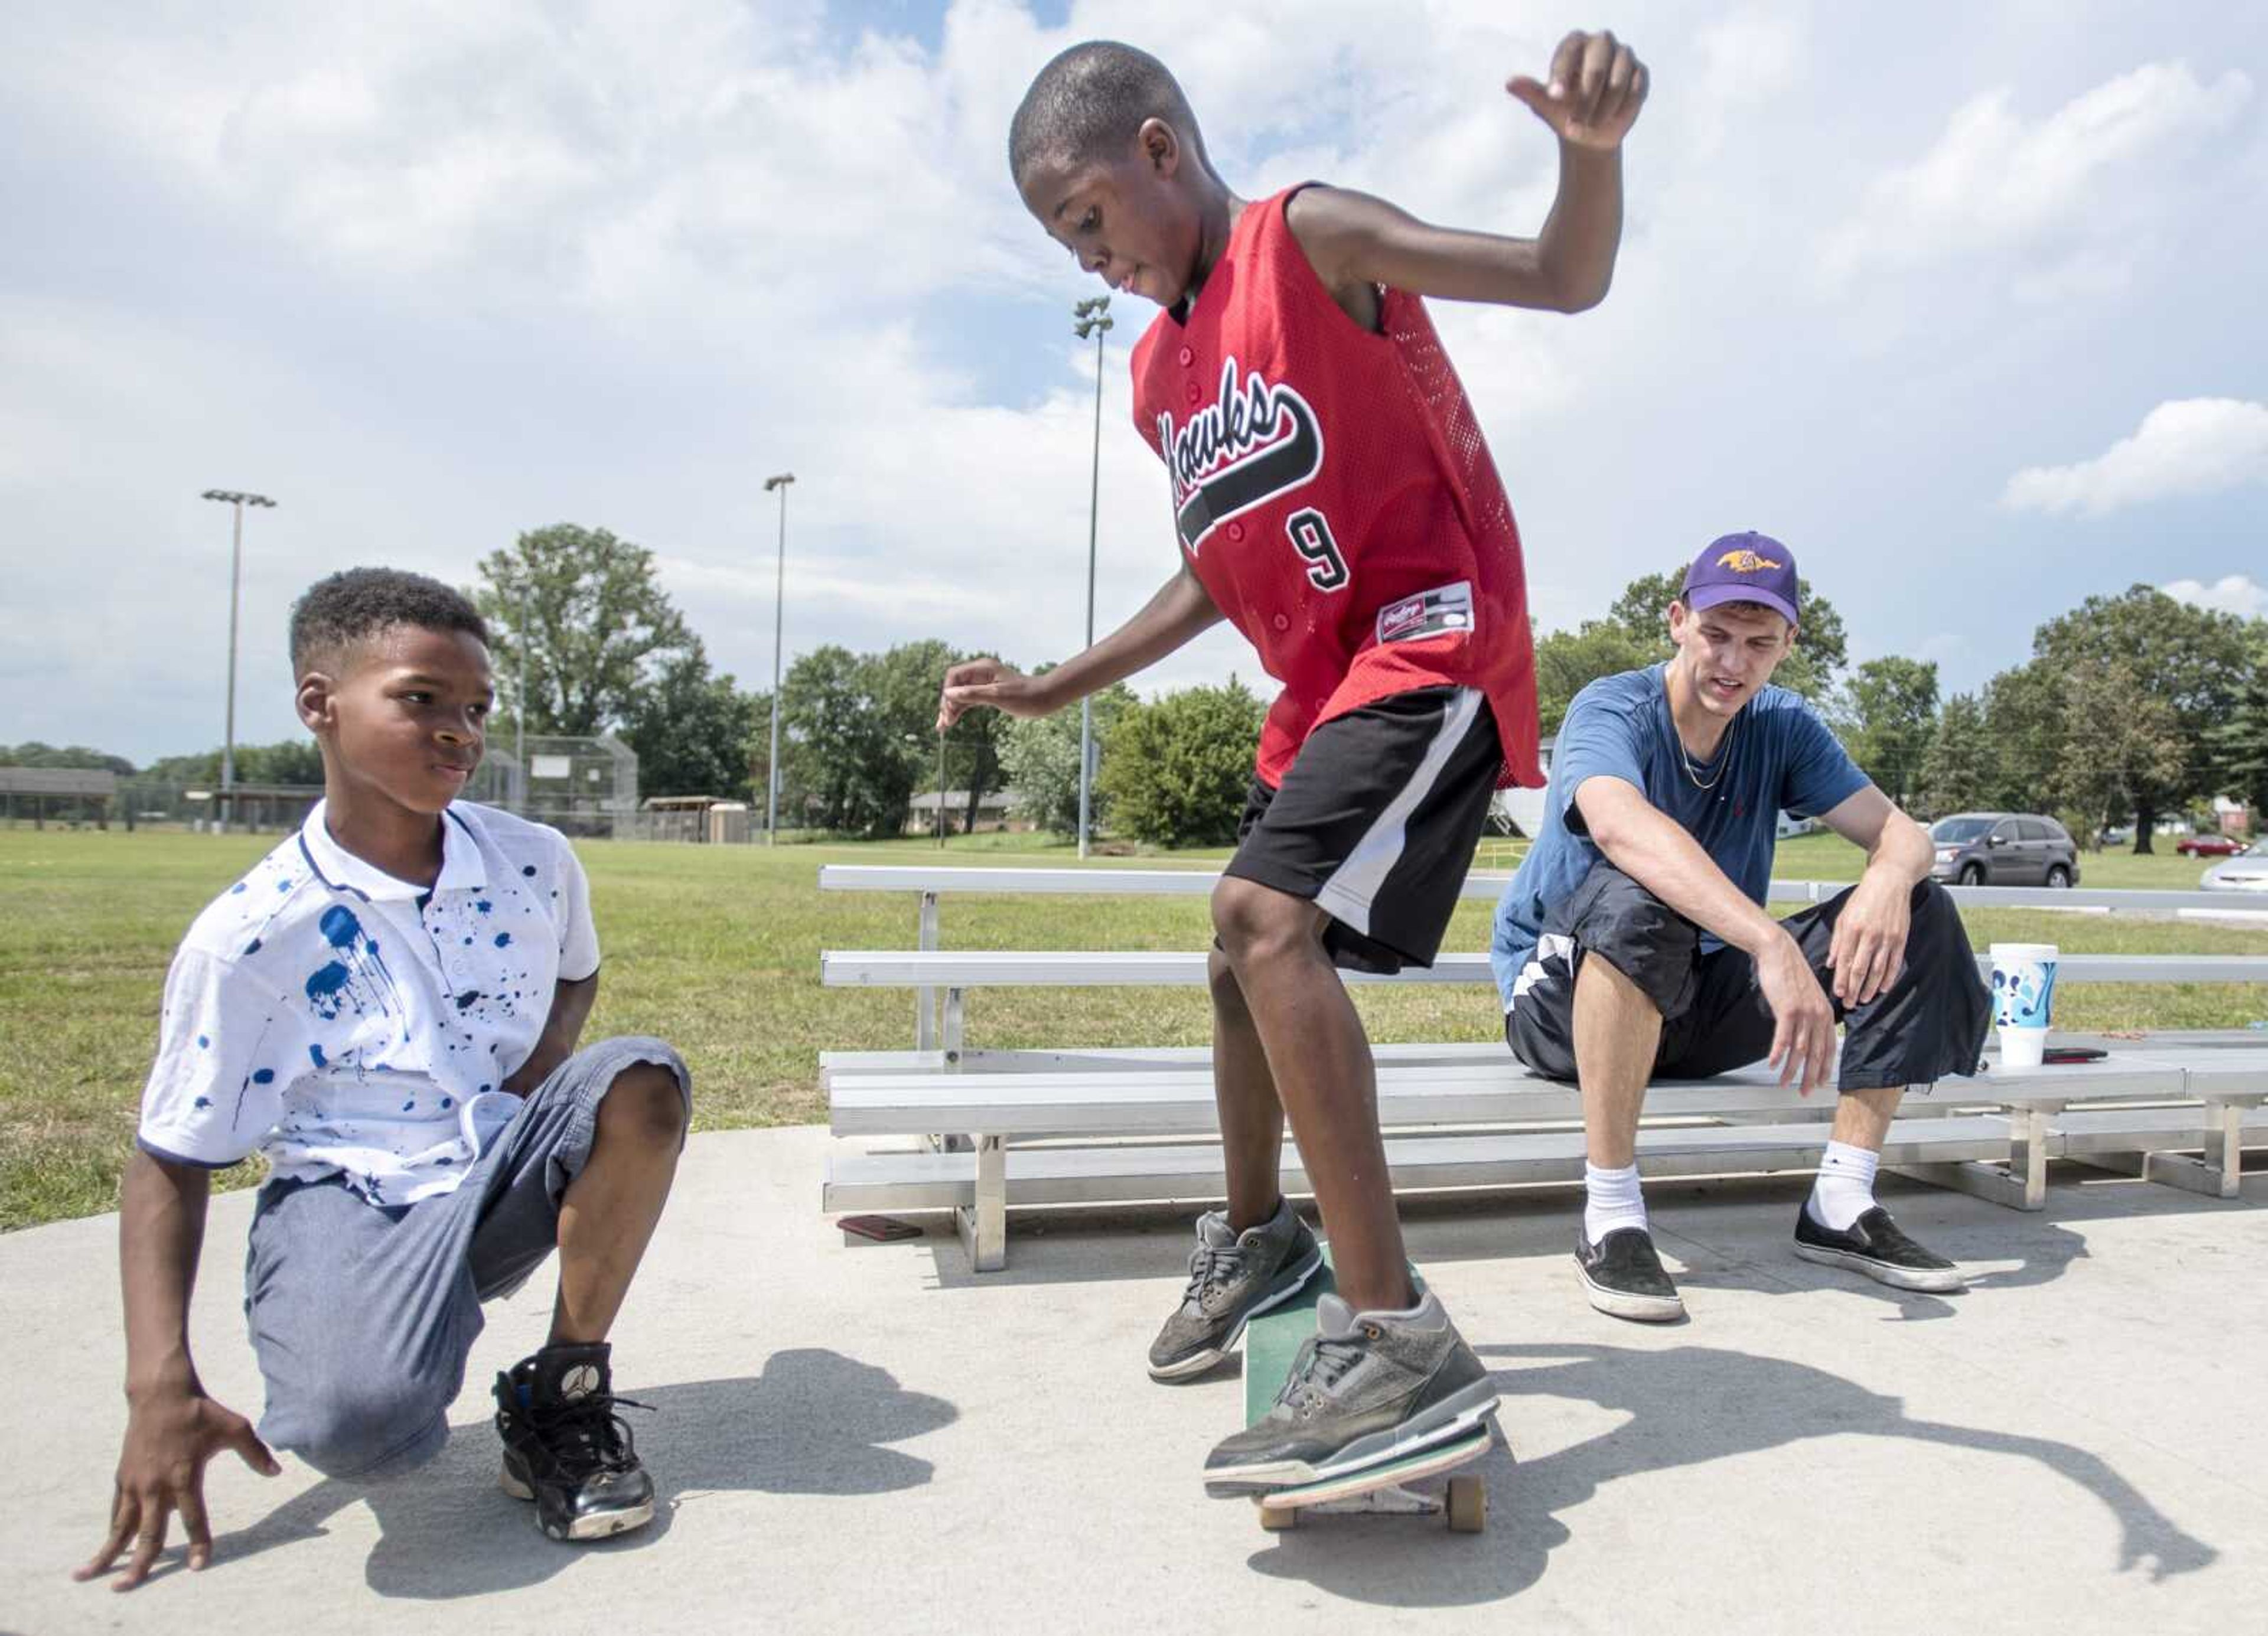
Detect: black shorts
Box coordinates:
(1223, 685, 1501, 974)
(1501, 862, 1991, 1092)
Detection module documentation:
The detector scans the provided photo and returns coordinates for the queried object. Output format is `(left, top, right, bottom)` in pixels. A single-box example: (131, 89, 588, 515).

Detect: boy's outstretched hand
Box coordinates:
(77, 1386, 279, 1591)
(938, 659, 1055, 732)
(1509, 29, 1648, 149)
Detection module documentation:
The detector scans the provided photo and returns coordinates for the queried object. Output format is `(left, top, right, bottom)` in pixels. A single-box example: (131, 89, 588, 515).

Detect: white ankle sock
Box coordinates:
(1584, 1162, 1648, 1246)
(1808, 1140, 1881, 1231)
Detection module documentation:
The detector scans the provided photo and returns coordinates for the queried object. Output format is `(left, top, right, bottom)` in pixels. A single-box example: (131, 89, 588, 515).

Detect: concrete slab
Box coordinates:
(8, 1127, 2264, 1634)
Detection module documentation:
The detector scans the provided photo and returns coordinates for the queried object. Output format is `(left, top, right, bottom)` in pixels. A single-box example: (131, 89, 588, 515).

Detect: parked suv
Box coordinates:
(1928, 813, 2081, 888)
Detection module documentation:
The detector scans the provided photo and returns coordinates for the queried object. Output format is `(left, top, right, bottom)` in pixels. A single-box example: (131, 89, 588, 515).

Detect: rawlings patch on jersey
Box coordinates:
(1376, 581, 1474, 645)
(1156, 357, 1324, 553)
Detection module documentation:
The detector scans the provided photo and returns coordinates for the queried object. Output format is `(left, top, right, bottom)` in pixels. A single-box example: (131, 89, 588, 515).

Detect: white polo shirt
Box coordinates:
(138, 800, 600, 1206)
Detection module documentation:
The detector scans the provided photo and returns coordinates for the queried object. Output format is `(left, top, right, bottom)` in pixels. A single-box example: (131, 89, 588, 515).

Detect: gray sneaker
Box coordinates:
(1202, 1289, 1498, 1495)
(1146, 1199, 1322, 1381)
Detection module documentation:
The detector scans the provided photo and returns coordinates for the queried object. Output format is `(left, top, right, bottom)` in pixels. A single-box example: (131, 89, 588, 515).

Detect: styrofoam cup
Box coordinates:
(1989, 942, 2058, 1068)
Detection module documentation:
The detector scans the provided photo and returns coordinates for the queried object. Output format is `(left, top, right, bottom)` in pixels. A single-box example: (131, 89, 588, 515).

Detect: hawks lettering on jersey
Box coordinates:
(1156, 359, 1335, 588)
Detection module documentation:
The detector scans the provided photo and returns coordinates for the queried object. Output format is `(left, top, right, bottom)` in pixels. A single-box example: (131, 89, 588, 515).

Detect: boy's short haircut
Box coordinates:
(290, 568, 490, 676)
(1008, 40, 1211, 185)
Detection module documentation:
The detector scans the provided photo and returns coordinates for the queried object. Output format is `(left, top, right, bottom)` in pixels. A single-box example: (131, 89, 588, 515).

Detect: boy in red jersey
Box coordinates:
(940, 31, 1646, 1494)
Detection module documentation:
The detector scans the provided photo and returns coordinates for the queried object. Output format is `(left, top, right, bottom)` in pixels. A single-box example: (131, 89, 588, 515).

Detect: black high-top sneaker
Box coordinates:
(494, 1341, 656, 1542)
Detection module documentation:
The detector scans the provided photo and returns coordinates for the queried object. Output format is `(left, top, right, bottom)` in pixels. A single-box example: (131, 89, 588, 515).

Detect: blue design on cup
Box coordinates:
(1991, 960, 2057, 1028)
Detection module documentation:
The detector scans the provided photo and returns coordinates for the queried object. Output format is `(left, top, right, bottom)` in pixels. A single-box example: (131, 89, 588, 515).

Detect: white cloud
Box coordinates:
(1820, 60, 2253, 290)
(2162, 573, 2268, 620)
(2002, 397, 2268, 516)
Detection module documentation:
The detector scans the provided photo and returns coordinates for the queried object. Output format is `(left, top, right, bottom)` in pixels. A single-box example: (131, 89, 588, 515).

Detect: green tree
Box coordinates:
(1915, 692, 1991, 819)
(1601, 566, 1850, 702)
(1975, 660, 2066, 813)
(0, 742, 135, 775)
(862, 640, 1011, 836)
(1096, 678, 1265, 848)
(142, 739, 324, 786)
(474, 524, 692, 736)
(999, 677, 1140, 835)
(2204, 623, 2268, 823)
(2031, 585, 2251, 852)
(2053, 657, 2188, 842)
(780, 645, 914, 836)
(1842, 657, 1938, 808)
(1533, 622, 1654, 737)
(618, 638, 762, 800)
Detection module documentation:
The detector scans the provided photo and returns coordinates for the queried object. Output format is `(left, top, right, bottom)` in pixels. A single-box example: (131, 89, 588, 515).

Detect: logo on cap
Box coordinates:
(1716, 548, 1784, 575)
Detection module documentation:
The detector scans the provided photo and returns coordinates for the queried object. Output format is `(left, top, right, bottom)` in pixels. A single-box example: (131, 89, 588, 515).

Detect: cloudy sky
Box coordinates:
(4, 1, 2263, 767)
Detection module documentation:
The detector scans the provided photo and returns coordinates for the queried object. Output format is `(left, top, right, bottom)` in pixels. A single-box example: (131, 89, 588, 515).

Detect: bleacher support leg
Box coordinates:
(1891, 1105, 2051, 1210)
(956, 1135, 1006, 1272)
(915, 892, 940, 1052)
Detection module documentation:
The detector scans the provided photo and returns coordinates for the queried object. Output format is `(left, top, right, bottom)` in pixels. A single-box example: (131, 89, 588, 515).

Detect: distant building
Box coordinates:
(905, 788, 1027, 835)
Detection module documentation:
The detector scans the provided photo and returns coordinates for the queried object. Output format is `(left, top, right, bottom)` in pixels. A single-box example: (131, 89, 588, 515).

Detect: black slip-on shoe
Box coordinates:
(1575, 1227, 1685, 1322)
(1793, 1204, 1966, 1293)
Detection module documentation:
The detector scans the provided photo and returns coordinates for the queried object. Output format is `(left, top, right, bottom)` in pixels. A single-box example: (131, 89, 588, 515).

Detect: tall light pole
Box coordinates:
(761, 472, 795, 845)
(1071, 295, 1113, 859)
(201, 489, 276, 834)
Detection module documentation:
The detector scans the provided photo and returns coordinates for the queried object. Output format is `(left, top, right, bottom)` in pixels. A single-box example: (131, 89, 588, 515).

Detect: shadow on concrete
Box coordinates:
(1245, 1341, 2216, 1608)
(209, 1348, 956, 1601)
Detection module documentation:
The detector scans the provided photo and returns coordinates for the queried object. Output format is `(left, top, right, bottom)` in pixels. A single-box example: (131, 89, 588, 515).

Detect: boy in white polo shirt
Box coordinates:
(79, 569, 693, 1591)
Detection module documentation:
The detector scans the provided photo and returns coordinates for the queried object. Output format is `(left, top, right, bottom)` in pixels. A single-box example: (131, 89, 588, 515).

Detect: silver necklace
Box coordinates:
(1666, 673, 1739, 794)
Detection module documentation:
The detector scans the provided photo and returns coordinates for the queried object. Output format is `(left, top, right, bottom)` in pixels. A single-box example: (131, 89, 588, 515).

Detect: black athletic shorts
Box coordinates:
(1223, 685, 1502, 975)
(1502, 861, 1991, 1093)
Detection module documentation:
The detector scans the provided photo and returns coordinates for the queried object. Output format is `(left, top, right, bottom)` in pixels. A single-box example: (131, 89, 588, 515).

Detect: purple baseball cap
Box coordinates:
(1682, 530, 1800, 626)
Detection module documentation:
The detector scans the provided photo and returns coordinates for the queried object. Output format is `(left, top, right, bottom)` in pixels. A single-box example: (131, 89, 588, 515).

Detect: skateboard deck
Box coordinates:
(1243, 1247, 1493, 1532)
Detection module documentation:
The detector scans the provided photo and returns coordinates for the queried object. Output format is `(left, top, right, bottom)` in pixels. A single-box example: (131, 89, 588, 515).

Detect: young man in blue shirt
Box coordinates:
(1491, 534, 1991, 1321)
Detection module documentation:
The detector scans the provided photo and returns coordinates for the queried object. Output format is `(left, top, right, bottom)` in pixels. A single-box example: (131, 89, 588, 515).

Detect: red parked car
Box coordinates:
(2176, 833, 2246, 858)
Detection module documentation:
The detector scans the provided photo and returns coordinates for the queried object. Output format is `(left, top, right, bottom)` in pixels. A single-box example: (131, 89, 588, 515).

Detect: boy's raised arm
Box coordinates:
(77, 1151, 277, 1592)
(1287, 28, 1647, 314)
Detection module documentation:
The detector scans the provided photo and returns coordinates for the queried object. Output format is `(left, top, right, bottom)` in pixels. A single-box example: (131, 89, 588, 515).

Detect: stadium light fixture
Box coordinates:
(200, 489, 276, 833)
(762, 472, 795, 844)
(1069, 297, 1113, 859)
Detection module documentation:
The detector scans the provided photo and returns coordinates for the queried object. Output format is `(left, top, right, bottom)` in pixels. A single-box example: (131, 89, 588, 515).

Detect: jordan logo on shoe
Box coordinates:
(560, 1364, 602, 1400)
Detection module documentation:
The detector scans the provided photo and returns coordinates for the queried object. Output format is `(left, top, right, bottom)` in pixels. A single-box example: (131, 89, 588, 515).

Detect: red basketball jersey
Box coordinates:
(1130, 186, 1543, 790)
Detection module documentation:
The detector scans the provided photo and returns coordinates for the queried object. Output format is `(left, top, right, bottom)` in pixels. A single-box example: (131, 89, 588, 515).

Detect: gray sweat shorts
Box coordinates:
(242, 1034, 691, 1479)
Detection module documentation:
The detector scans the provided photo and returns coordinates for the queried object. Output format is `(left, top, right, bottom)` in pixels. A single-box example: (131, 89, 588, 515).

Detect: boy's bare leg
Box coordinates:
(1829, 1084, 1901, 1149)
(1208, 948, 1288, 1230)
(1213, 878, 1411, 1314)
(550, 1064, 687, 1345)
(1573, 954, 1663, 1167)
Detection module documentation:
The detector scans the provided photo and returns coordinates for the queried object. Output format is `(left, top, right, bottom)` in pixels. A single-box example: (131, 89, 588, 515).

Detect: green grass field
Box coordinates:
(3, 826, 2263, 1231)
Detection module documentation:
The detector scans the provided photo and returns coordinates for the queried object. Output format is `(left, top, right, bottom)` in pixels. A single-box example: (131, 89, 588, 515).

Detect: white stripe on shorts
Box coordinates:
(1314, 686, 1485, 936)
(1509, 933, 1575, 1007)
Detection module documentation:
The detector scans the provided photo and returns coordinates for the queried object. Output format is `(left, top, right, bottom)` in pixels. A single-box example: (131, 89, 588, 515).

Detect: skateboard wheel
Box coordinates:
(1260, 1504, 1299, 1533)
(1446, 1475, 1485, 1533)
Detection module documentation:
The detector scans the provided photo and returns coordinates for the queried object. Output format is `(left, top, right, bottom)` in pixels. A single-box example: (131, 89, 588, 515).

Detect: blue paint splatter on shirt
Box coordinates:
(476, 900, 493, 914)
(197, 1034, 210, 1049)
(494, 932, 512, 948)
(252, 1068, 275, 1084)
(522, 865, 537, 878)
(304, 905, 402, 1020)
(231, 882, 247, 895)
(309, 1043, 328, 1068)
(244, 938, 262, 956)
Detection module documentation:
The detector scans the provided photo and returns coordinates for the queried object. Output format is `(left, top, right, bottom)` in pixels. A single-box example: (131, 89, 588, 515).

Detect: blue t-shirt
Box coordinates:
(1489, 665, 1869, 1009)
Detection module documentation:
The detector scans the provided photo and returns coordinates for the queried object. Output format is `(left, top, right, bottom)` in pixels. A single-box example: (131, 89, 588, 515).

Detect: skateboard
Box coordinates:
(1242, 1247, 1494, 1533)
